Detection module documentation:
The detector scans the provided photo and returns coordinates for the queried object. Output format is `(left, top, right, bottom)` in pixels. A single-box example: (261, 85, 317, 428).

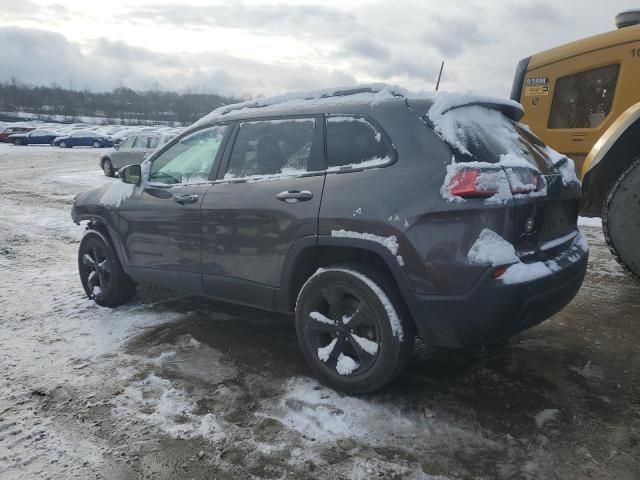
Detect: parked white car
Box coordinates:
(99, 134, 172, 176)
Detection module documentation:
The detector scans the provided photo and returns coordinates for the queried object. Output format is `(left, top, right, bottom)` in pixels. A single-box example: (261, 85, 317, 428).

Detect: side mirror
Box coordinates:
(119, 164, 142, 185)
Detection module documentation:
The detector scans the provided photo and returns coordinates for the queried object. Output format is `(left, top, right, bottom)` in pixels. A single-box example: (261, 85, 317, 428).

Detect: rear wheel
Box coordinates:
(93, 140, 101, 148)
(78, 230, 136, 307)
(295, 264, 415, 393)
(603, 158, 640, 280)
(102, 158, 114, 177)
(60, 140, 68, 148)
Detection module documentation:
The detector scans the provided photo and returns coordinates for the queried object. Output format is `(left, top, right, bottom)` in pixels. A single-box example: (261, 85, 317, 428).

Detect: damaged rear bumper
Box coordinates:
(404, 233, 589, 347)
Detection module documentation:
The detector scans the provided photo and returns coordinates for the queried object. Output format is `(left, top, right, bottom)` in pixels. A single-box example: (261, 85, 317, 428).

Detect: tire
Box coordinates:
(12, 139, 20, 146)
(78, 230, 136, 307)
(93, 140, 101, 148)
(295, 264, 415, 393)
(603, 158, 640, 280)
(102, 158, 114, 177)
(60, 141, 67, 148)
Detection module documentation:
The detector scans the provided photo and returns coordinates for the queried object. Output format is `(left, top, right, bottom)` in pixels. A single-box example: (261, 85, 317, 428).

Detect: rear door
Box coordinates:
(201, 116, 325, 307)
(117, 125, 230, 292)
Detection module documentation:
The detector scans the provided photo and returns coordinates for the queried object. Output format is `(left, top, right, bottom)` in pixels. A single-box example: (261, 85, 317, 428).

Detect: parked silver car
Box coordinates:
(100, 134, 171, 177)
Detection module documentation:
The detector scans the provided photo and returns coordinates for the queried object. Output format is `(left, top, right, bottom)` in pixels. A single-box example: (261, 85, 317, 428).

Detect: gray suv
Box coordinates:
(100, 134, 169, 177)
(72, 88, 588, 393)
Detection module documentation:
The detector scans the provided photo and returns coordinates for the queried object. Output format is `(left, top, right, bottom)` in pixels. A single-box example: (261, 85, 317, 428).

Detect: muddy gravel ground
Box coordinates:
(0, 144, 638, 480)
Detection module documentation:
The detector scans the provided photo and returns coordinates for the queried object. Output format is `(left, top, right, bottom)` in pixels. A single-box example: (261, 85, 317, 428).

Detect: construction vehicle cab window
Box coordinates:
(512, 10, 640, 279)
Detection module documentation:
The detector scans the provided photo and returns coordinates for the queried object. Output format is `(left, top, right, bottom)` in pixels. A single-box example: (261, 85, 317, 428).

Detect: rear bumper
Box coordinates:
(405, 233, 588, 347)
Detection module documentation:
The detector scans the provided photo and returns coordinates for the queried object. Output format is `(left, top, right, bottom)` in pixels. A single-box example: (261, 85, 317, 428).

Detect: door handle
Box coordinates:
(174, 194, 199, 204)
(276, 190, 313, 203)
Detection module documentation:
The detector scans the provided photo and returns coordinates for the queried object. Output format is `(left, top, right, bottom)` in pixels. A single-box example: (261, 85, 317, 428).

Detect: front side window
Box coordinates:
(224, 118, 317, 179)
(149, 125, 227, 185)
(120, 137, 135, 149)
(148, 137, 160, 149)
(548, 64, 619, 129)
(326, 115, 392, 170)
(133, 136, 148, 149)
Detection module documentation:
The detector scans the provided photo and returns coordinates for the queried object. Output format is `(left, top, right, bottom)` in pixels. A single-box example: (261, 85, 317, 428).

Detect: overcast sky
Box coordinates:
(0, 0, 636, 98)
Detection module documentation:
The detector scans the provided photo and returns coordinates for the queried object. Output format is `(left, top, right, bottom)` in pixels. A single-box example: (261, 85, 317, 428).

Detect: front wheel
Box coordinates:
(93, 140, 101, 148)
(295, 264, 415, 393)
(603, 158, 640, 280)
(59, 141, 68, 148)
(102, 158, 114, 177)
(78, 230, 136, 307)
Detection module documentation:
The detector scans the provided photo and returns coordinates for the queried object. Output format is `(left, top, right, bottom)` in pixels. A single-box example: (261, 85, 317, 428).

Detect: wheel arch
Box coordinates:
(581, 102, 640, 216)
(277, 236, 413, 317)
(80, 218, 128, 273)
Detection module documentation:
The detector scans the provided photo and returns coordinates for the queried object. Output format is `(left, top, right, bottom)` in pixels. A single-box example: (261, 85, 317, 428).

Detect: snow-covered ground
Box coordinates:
(0, 144, 639, 479)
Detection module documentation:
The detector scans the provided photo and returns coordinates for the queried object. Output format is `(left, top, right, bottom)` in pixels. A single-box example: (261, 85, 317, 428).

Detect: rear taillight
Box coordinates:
(449, 169, 496, 198)
(448, 166, 539, 199)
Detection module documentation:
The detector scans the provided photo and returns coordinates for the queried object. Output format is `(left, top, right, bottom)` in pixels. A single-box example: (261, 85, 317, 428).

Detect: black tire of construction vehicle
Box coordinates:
(603, 157, 640, 280)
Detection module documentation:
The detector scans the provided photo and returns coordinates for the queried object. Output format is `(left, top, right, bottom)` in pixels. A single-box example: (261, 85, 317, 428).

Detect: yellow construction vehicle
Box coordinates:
(511, 10, 640, 278)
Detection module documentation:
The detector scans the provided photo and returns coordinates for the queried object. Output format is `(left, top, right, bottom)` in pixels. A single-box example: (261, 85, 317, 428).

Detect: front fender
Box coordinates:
(582, 101, 640, 179)
(71, 185, 127, 269)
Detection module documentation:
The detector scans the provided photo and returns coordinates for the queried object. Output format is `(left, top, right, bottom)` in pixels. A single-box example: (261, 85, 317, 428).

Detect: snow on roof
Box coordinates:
(193, 85, 524, 130)
(192, 84, 411, 127)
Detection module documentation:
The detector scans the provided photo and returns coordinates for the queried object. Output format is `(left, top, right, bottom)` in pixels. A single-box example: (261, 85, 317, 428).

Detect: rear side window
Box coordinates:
(548, 64, 619, 129)
(149, 137, 160, 149)
(326, 115, 392, 171)
(225, 118, 317, 179)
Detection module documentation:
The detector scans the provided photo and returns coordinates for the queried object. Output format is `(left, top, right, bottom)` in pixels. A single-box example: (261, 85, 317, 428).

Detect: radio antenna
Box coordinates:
(435, 61, 445, 91)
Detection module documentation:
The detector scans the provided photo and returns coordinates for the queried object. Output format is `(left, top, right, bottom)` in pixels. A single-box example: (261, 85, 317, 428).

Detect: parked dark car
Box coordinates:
(71, 87, 588, 393)
(8, 129, 59, 145)
(100, 134, 171, 177)
(0, 126, 34, 142)
(53, 130, 112, 148)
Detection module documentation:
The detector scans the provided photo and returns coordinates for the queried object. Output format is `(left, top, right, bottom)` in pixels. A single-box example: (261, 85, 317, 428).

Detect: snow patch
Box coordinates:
(261, 377, 494, 449)
(534, 409, 560, 428)
(326, 155, 391, 171)
(331, 229, 404, 266)
(467, 229, 588, 284)
(467, 229, 519, 266)
(545, 146, 580, 186)
(578, 216, 601, 228)
(112, 374, 225, 441)
(336, 353, 359, 376)
(318, 338, 337, 363)
(309, 311, 335, 325)
(100, 181, 135, 207)
(193, 84, 408, 127)
(501, 261, 554, 284)
(350, 333, 379, 356)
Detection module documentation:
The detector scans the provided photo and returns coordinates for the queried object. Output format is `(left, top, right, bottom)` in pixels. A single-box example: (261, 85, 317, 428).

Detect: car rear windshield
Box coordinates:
(435, 105, 554, 174)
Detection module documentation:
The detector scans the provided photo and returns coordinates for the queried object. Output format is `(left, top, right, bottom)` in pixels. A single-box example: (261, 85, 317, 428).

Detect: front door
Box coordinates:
(117, 124, 230, 292)
(201, 117, 325, 308)
(112, 136, 135, 169)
